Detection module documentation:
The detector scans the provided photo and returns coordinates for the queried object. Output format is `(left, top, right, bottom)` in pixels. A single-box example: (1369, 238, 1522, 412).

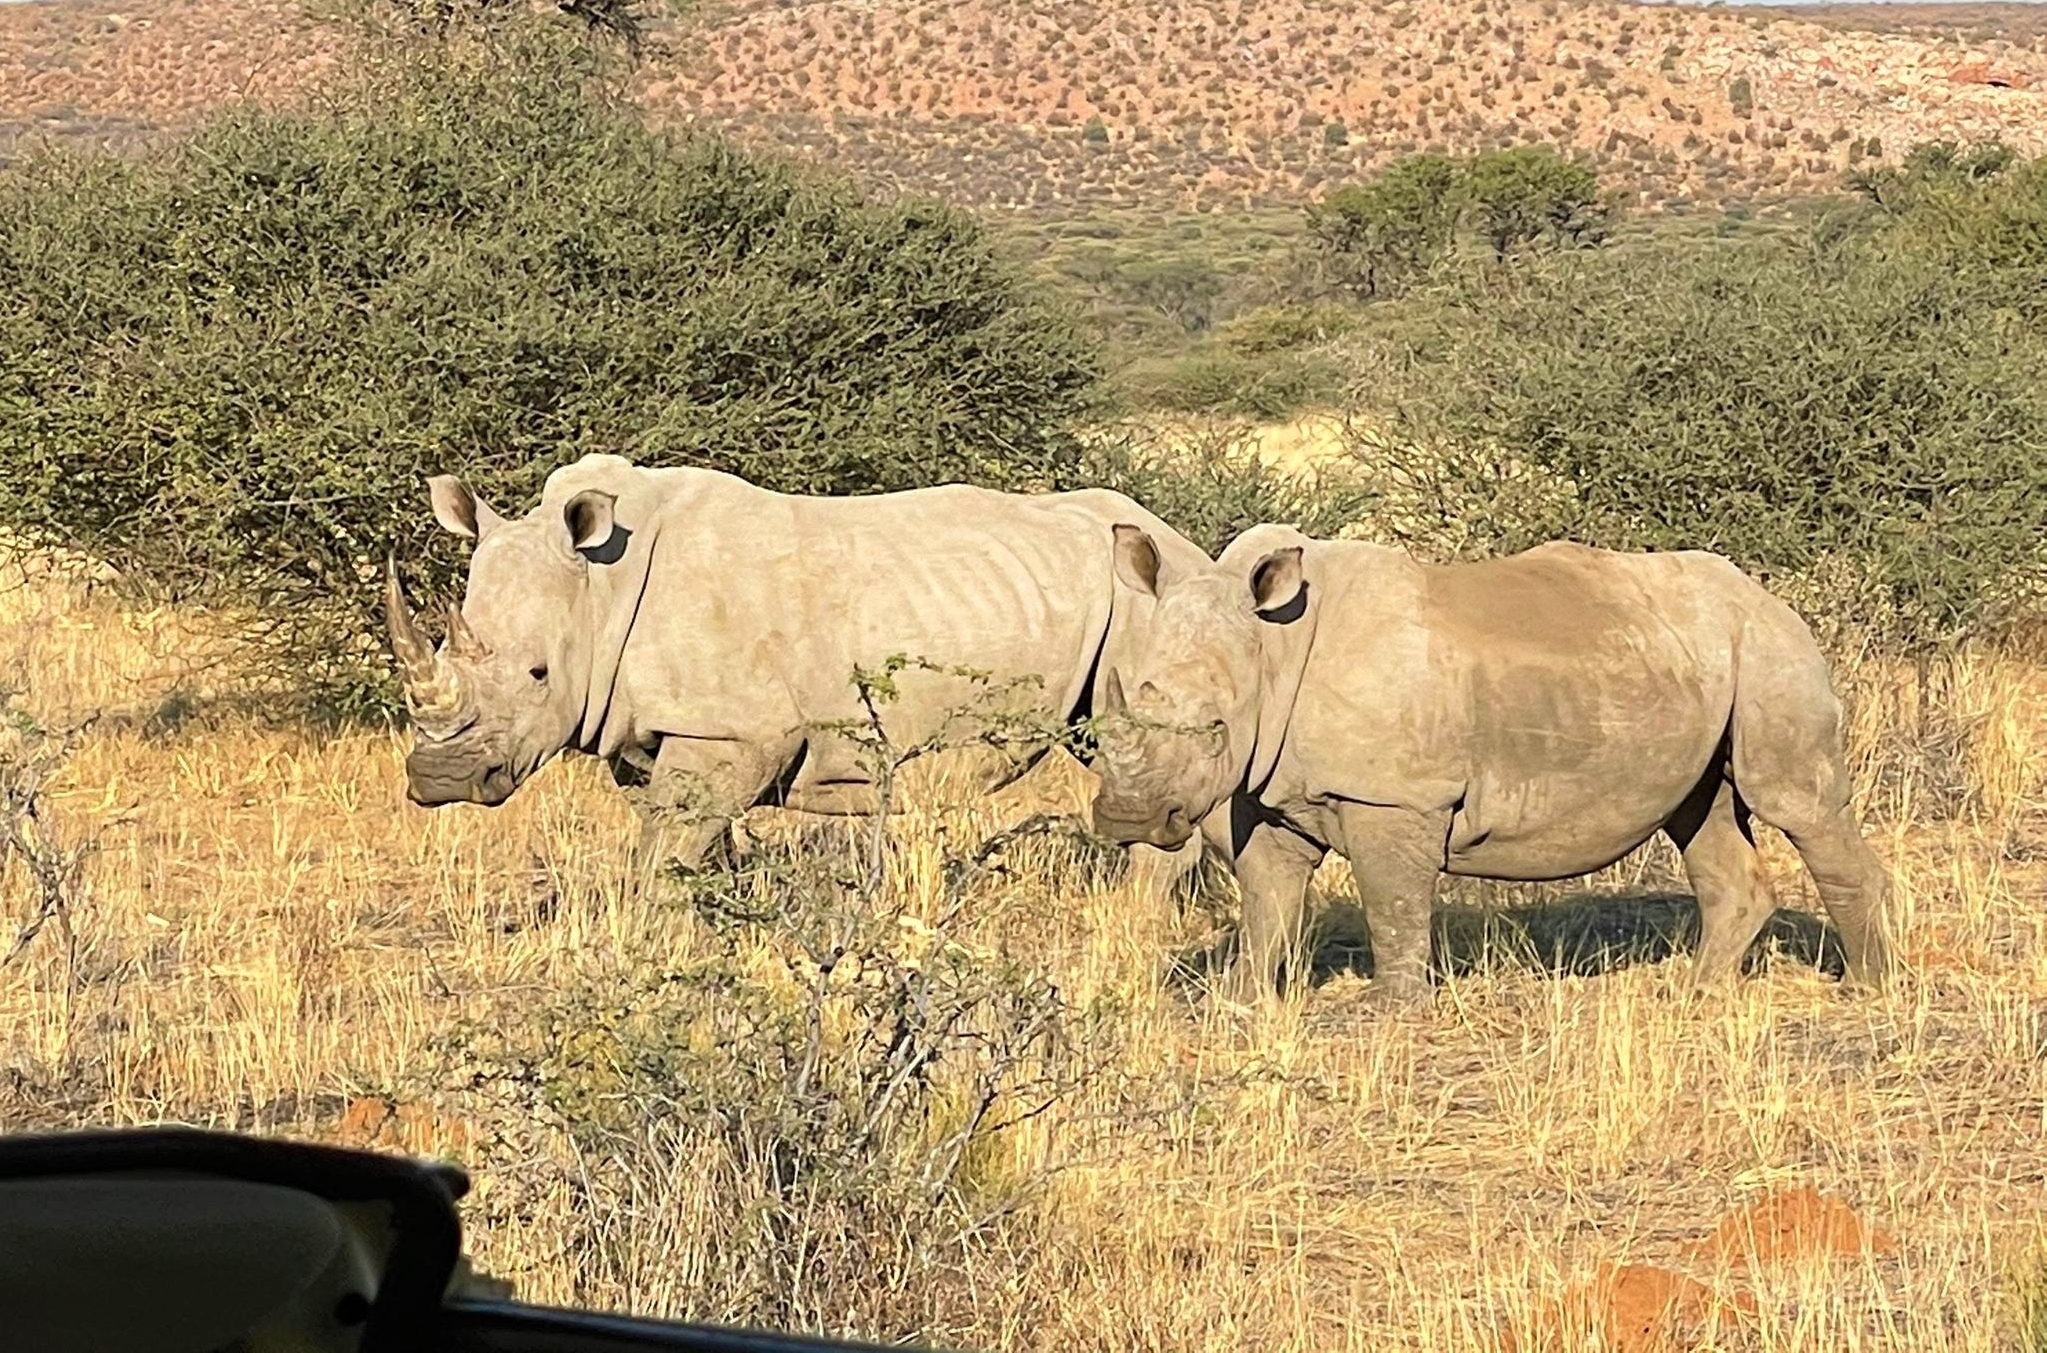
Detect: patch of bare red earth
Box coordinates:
(333, 1093, 475, 1159)
(1507, 1187, 1896, 1353)
(1951, 61, 2034, 90)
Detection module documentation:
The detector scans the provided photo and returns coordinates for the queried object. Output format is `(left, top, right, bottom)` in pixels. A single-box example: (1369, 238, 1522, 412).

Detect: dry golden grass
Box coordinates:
(6, 551, 2047, 1351)
(1126, 412, 1355, 476)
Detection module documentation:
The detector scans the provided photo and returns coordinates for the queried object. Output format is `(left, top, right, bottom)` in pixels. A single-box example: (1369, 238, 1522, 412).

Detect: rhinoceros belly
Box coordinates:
(1441, 643, 1730, 881)
(1445, 759, 1706, 880)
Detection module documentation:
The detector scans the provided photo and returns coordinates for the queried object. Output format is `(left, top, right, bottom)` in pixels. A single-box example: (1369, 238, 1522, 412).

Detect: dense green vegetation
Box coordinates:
(1359, 141, 2047, 648)
(0, 24, 1097, 705)
(1007, 146, 1622, 421)
(1310, 145, 1610, 293)
(1018, 142, 2047, 649)
(0, 0, 2037, 701)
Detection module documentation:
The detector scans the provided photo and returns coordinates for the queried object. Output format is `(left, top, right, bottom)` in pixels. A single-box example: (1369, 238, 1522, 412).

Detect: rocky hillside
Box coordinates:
(2, 0, 2043, 211)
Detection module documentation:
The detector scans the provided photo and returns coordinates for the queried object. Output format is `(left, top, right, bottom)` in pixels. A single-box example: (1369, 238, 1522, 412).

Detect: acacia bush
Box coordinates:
(0, 26, 1097, 708)
(1461, 145, 1611, 256)
(1845, 140, 2047, 324)
(1361, 228, 2047, 650)
(442, 683, 1154, 1344)
(1085, 428, 1377, 555)
(1309, 146, 1613, 299)
(1307, 152, 1462, 296)
(1115, 347, 1346, 423)
(450, 828, 1093, 1340)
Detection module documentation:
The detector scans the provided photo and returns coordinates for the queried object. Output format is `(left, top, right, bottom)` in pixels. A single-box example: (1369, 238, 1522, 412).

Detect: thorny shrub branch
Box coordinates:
(1, 690, 117, 1007)
(441, 657, 1231, 1336)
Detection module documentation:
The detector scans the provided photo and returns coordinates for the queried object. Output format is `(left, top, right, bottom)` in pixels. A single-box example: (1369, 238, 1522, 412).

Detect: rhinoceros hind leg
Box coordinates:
(1665, 773, 1774, 987)
(1335, 805, 1445, 1008)
(1773, 808, 1894, 989)
(1726, 619, 1896, 990)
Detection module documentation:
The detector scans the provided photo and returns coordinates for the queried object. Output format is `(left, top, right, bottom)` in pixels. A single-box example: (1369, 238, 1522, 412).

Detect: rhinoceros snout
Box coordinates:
(1092, 798, 1193, 850)
(404, 745, 516, 808)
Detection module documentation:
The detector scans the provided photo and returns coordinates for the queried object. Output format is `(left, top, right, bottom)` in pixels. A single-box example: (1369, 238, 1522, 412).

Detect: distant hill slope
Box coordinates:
(2, 0, 2042, 212)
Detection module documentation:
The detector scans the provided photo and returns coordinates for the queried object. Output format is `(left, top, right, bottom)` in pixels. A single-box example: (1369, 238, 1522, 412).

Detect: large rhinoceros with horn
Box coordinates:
(384, 452, 1213, 887)
(1085, 523, 1896, 1006)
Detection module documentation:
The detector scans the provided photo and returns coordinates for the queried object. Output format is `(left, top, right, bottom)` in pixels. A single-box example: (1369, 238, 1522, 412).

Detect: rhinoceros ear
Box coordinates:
(428, 475, 506, 542)
(1112, 524, 1162, 597)
(563, 489, 617, 556)
(1249, 546, 1305, 619)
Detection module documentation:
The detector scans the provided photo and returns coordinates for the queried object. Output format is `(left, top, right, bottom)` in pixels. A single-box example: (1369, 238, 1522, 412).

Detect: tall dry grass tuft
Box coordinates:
(5, 552, 2047, 1350)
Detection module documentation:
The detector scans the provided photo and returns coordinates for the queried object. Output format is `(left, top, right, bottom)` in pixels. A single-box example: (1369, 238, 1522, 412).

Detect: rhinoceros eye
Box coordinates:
(529, 664, 549, 684)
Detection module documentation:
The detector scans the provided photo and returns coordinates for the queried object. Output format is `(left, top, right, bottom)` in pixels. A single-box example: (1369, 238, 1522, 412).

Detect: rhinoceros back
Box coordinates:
(556, 461, 1159, 772)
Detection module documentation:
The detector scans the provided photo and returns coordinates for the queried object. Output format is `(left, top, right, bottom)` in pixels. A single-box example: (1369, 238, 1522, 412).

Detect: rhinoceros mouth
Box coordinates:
(1091, 802, 1194, 850)
(405, 761, 517, 809)
(472, 766, 518, 806)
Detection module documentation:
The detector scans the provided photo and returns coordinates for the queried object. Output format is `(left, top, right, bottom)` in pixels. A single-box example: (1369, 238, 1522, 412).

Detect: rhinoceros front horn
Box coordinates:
(386, 555, 435, 688)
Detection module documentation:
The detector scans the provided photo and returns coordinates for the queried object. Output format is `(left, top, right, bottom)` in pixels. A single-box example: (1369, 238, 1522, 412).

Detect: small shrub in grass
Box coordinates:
(440, 679, 1151, 1343)
(450, 840, 1094, 1338)
(1216, 300, 1361, 355)
(1118, 348, 1346, 422)
(1118, 254, 1228, 333)
(1727, 75, 1754, 118)
(0, 23, 1097, 712)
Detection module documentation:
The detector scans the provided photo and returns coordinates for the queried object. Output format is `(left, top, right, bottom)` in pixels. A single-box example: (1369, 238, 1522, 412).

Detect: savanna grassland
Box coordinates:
(5, 4, 2047, 1351)
(6, 514, 2047, 1351)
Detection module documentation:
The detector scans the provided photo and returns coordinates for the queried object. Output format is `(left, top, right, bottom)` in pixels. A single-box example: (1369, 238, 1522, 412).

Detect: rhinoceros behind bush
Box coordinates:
(385, 452, 1214, 890)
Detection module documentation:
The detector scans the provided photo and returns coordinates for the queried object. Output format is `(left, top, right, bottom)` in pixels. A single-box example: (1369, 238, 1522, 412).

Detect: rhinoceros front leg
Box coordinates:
(1221, 821, 1326, 1004)
(1124, 833, 1205, 909)
(625, 736, 783, 894)
(1336, 804, 1446, 1008)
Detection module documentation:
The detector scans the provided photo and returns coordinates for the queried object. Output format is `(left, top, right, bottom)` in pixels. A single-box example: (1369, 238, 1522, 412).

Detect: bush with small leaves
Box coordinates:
(1116, 348, 1347, 423)
(1086, 430, 1378, 555)
(1307, 152, 1463, 297)
(1846, 137, 2018, 213)
(1216, 301, 1360, 355)
(1728, 75, 1754, 118)
(1461, 145, 1612, 256)
(1359, 229, 2047, 650)
(0, 23, 1098, 712)
(443, 675, 1153, 1344)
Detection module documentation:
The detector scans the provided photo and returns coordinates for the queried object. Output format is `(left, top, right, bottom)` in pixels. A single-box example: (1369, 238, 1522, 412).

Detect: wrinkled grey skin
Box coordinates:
(1090, 523, 1896, 1006)
(386, 453, 1216, 893)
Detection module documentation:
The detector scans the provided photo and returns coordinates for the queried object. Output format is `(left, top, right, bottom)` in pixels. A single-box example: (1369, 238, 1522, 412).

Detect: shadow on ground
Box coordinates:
(1172, 889, 1847, 992)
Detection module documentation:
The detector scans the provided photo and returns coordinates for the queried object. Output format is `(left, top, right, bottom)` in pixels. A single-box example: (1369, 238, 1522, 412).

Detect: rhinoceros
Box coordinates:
(1086, 523, 1895, 1005)
(384, 453, 1213, 889)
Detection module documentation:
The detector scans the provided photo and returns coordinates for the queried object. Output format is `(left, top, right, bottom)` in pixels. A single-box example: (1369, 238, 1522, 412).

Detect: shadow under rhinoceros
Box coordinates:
(1169, 888, 1847, 994)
